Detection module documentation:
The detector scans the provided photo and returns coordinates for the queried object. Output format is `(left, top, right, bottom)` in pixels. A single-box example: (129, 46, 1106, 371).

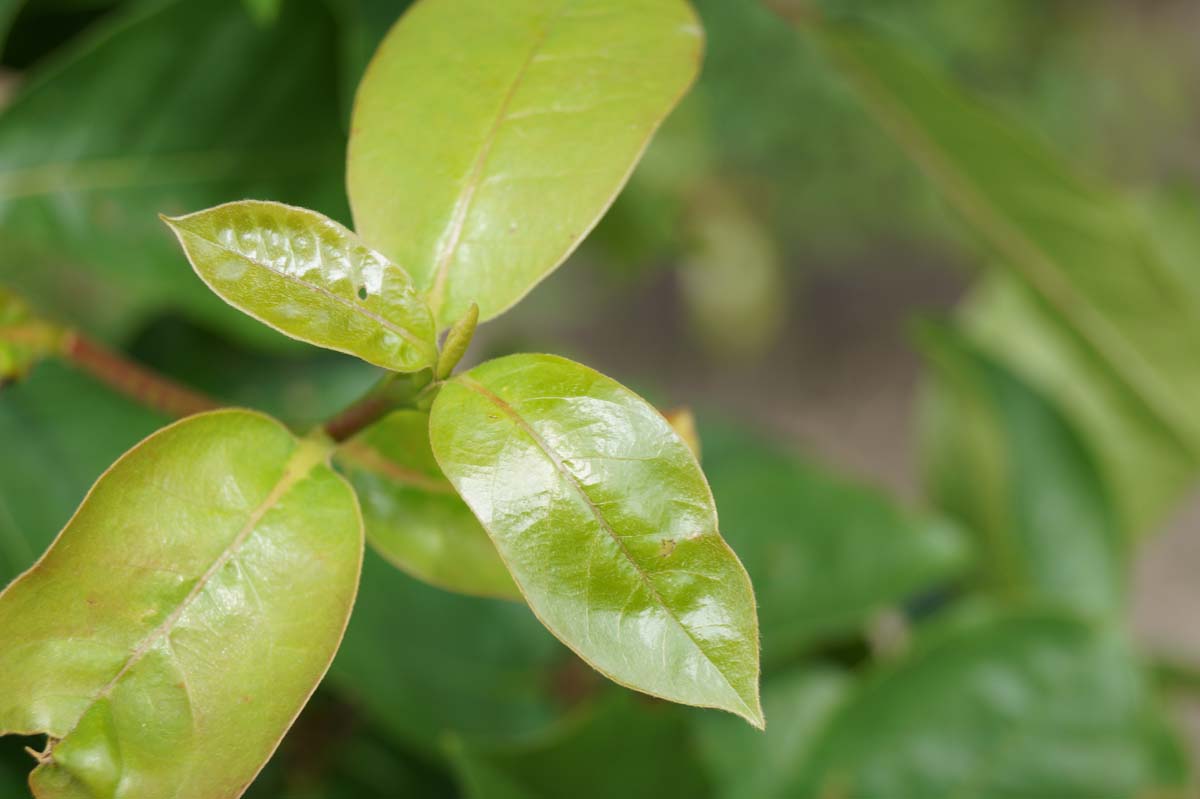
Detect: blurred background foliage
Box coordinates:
(2, 0, 1200, 796)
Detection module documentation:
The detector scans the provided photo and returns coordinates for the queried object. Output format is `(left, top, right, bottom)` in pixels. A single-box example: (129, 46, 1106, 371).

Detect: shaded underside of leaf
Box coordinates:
(347, 0, 703, 326)
(429, 353, 761, 726)
(336, 409, 519, 600)
(0, 410, 363, 799)
(164, 200, 437, 372)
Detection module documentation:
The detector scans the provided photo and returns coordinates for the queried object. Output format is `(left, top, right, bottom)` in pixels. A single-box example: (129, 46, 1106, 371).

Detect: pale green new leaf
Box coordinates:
(813, 21, 1200, 532)
(428, 353, 762, 726)
(0, 410, 363, 799)
(791, 612, 1189, 798)
(347, 0, 703, 326)
(336, 409, 520, 600)
(164, 201, 438, 372)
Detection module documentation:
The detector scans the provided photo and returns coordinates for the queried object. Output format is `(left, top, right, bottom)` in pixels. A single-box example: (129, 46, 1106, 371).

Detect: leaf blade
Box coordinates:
(163, 201, 438, 372)
(0, 410, 363, 798)
(347, 0, 703, 325)
(428, 353, 761, 726)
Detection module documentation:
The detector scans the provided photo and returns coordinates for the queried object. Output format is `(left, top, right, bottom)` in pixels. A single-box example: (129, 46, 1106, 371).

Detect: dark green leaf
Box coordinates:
(429, 353, 762, 726)
(700, 422, 968, 666)
(918, 322, 1125, 616)
(794, 611, 1188, 798)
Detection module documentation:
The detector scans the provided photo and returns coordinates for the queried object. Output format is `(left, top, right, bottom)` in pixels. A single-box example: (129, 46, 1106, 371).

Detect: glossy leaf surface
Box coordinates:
(164, 201, 437, 372)
(794, 612, 1188, 798)
(337, 410, 519, 599)
(919, 324, 1125, 616)
(429, 354, 762, 726)
(0, 411, 363, 798)
(815, 21, 1200, 532)
(347, 0, 703, 326)
(0, 0, 348, 345)
(700, 423, 968, 666)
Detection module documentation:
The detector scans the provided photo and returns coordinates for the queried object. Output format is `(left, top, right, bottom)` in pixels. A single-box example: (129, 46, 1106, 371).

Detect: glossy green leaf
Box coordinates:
(164, 201, 438, 372)
(328, 550, 569, 754)
(336, 409, 519, 599)
(429, 353, 762, 726)
(792, 612, 1189, 798)
(813, 20, 1200, 532)
(0, 0, 347, 345)
(693, 668, 849, 799)
(0, 288, 62, 383)
(448, 694, 714, 799)
(700, 422, 969, 667)
(346, 0, 703, 326)
(0, 410, 363, 798)
(918, 323, 1125, 616)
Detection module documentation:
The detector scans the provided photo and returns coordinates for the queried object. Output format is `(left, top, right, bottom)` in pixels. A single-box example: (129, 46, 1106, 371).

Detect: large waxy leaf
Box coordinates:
(918, 323, 1125, 616)
(812, 21, 1200, 532)
(346, 0, 703, 326)
(448, 694, 714, 799)
(336, 409, 520, 599)
(428, 353, 762, 727)
(692, 668, 849, 799)
(0, 410, 363, 798)
(700, 422, 968, 667)
(164, 201, 438, 372)
(791, 612, 1189, 799)
(0, 0, 349, 345)
(328, 550, 569, 754)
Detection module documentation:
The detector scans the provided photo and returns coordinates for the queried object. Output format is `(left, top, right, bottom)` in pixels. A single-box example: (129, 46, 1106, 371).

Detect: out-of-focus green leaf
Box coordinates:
(918, 322, 1125, 616)
(346, 0, 703, 327)
(791, 611, 1189, 798)
(429, 354, 762, 727)
(813, 20, 1200, 533)
(0, 0, 347, 345)
(699, 422, 968, 667)
(693, 668, 849, 799)
(0, 287, 63, 382)
(337, 409, 518, 600)
(241, 0, 281, 25)
(448, 694, 714, 799)
(961, 275, 1196, 536)
(0, 361, 166, 582)
(328, 550, 569, 754)
(163, 201, 438, 372)
(0, 0, 22, 50)
(0, 410, 363, 798)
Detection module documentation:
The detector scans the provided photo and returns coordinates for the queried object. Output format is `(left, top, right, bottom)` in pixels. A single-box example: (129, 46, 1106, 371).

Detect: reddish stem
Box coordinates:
(61, 332, 221, 419)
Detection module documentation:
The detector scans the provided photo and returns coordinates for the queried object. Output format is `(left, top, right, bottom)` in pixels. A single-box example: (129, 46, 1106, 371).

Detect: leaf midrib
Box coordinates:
(50, 438, 323, 746)
(337, 439, 456, 495)
(425, 2, 569, 317)
(457, 375, 752, 716)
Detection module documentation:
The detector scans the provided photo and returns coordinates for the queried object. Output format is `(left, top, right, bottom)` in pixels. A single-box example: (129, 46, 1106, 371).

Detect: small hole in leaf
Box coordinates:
(357, 286, 368, 300)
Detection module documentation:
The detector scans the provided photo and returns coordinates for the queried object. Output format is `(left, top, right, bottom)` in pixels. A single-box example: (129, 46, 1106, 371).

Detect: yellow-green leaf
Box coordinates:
(428, 353, 762, 727)
(0, 410, 363, 799)
(346, 0, 703, 326)
(336, 409, 520, 600)
(163, 201, 438, 372)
